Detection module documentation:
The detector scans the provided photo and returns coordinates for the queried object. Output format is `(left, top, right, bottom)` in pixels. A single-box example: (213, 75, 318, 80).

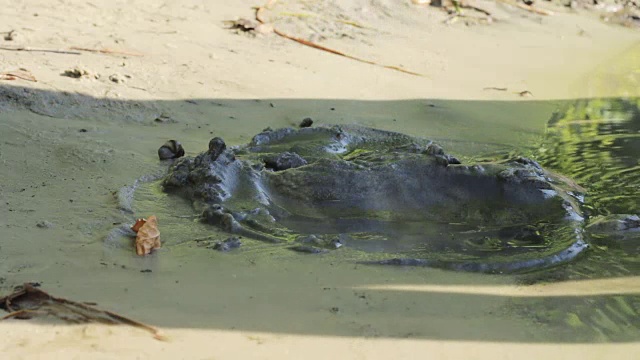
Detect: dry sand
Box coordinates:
(1, 0, 639, 359)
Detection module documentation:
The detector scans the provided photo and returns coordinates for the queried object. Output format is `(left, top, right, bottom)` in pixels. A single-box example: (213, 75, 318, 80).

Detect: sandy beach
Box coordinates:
(1, 0, 639, 359)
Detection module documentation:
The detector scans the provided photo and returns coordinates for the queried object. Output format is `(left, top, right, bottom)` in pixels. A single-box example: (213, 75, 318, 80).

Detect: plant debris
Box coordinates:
(0, 45, 81, 55)
(69, 46, 144, 57)
(483, 87, 508, 91)
(223, 18, 273, 35)
(494, 0, 554, 15)
(62, 67, 90, 78)
(0, 283, 166, 340)
(0, 68, 37, 82)
(130, 216, 161, 256)
(3, 30, 16, 41)
(252, 0, 425, 77)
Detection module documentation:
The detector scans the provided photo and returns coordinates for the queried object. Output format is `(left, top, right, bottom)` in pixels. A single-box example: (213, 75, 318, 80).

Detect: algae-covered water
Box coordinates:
(1, 87, 639, 344)
(120, 96, 640, 341)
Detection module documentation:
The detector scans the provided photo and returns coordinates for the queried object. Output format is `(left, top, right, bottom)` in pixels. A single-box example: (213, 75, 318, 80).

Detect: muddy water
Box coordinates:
(1, 92, 640, 343)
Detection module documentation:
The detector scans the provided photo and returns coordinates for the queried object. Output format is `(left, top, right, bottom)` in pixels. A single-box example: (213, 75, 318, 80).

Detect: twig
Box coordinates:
(69, 47, 144, 57)
(483, 87, 508, 91)
(462, 4, 493, 16)
(495, 0, 554, 15)
(0, 46, 81, 55)
(254, 1, 424, 77)
(1, 69, 37, 82)
(2, 309, 48, 320)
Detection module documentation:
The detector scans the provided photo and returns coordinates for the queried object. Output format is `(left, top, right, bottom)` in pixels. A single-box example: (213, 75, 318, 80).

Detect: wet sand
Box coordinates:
(1, 0, 640, 358)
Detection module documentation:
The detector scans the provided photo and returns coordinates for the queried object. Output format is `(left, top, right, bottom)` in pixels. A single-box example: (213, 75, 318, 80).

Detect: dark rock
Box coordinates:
(154, 114, 177, 124)
(36, 220, 54, 229)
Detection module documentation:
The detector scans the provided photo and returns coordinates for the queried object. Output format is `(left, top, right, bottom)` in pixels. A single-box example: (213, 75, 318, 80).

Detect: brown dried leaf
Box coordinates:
(135, 215, 161, 256)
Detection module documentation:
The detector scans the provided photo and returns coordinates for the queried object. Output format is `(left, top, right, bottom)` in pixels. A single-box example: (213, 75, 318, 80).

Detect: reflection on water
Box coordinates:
(540, 98, 640, 216)
(518, 98, 640, 342)
(537, 97, 640, 278)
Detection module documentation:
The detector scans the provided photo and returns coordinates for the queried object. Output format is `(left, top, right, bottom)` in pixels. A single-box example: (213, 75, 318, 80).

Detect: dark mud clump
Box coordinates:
(161, 125, 588, 273)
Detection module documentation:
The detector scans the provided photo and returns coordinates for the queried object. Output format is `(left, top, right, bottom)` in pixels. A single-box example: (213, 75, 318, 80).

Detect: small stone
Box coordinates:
(154, 114, 177, 124)
(109, 74, 124, 83)
(299, 117, 313, 128)
(36, 220, 54, 229)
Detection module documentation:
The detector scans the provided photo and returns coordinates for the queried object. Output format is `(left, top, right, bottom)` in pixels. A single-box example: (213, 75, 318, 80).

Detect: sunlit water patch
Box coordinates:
(536, 98, 640, 279)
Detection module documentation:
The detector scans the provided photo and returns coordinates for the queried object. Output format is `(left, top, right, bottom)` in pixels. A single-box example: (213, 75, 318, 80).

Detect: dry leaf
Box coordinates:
(132, 216, 161, 256)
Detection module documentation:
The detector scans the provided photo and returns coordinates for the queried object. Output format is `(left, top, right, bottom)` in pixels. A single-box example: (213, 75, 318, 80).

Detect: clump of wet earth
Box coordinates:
(156, 124, 608, 273)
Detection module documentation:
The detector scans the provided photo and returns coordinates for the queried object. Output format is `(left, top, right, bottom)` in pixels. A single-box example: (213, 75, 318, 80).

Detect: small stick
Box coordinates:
(104, 310, 167, 341)
(495, 0, 554, 15)
(461, 4, 493, 16)
(1, 70, 37, 82)
(69, 47, 144, 57)
(2, 309, 49, 320)
(254, 1, 424, 77)
(0, 46, 81, 55)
